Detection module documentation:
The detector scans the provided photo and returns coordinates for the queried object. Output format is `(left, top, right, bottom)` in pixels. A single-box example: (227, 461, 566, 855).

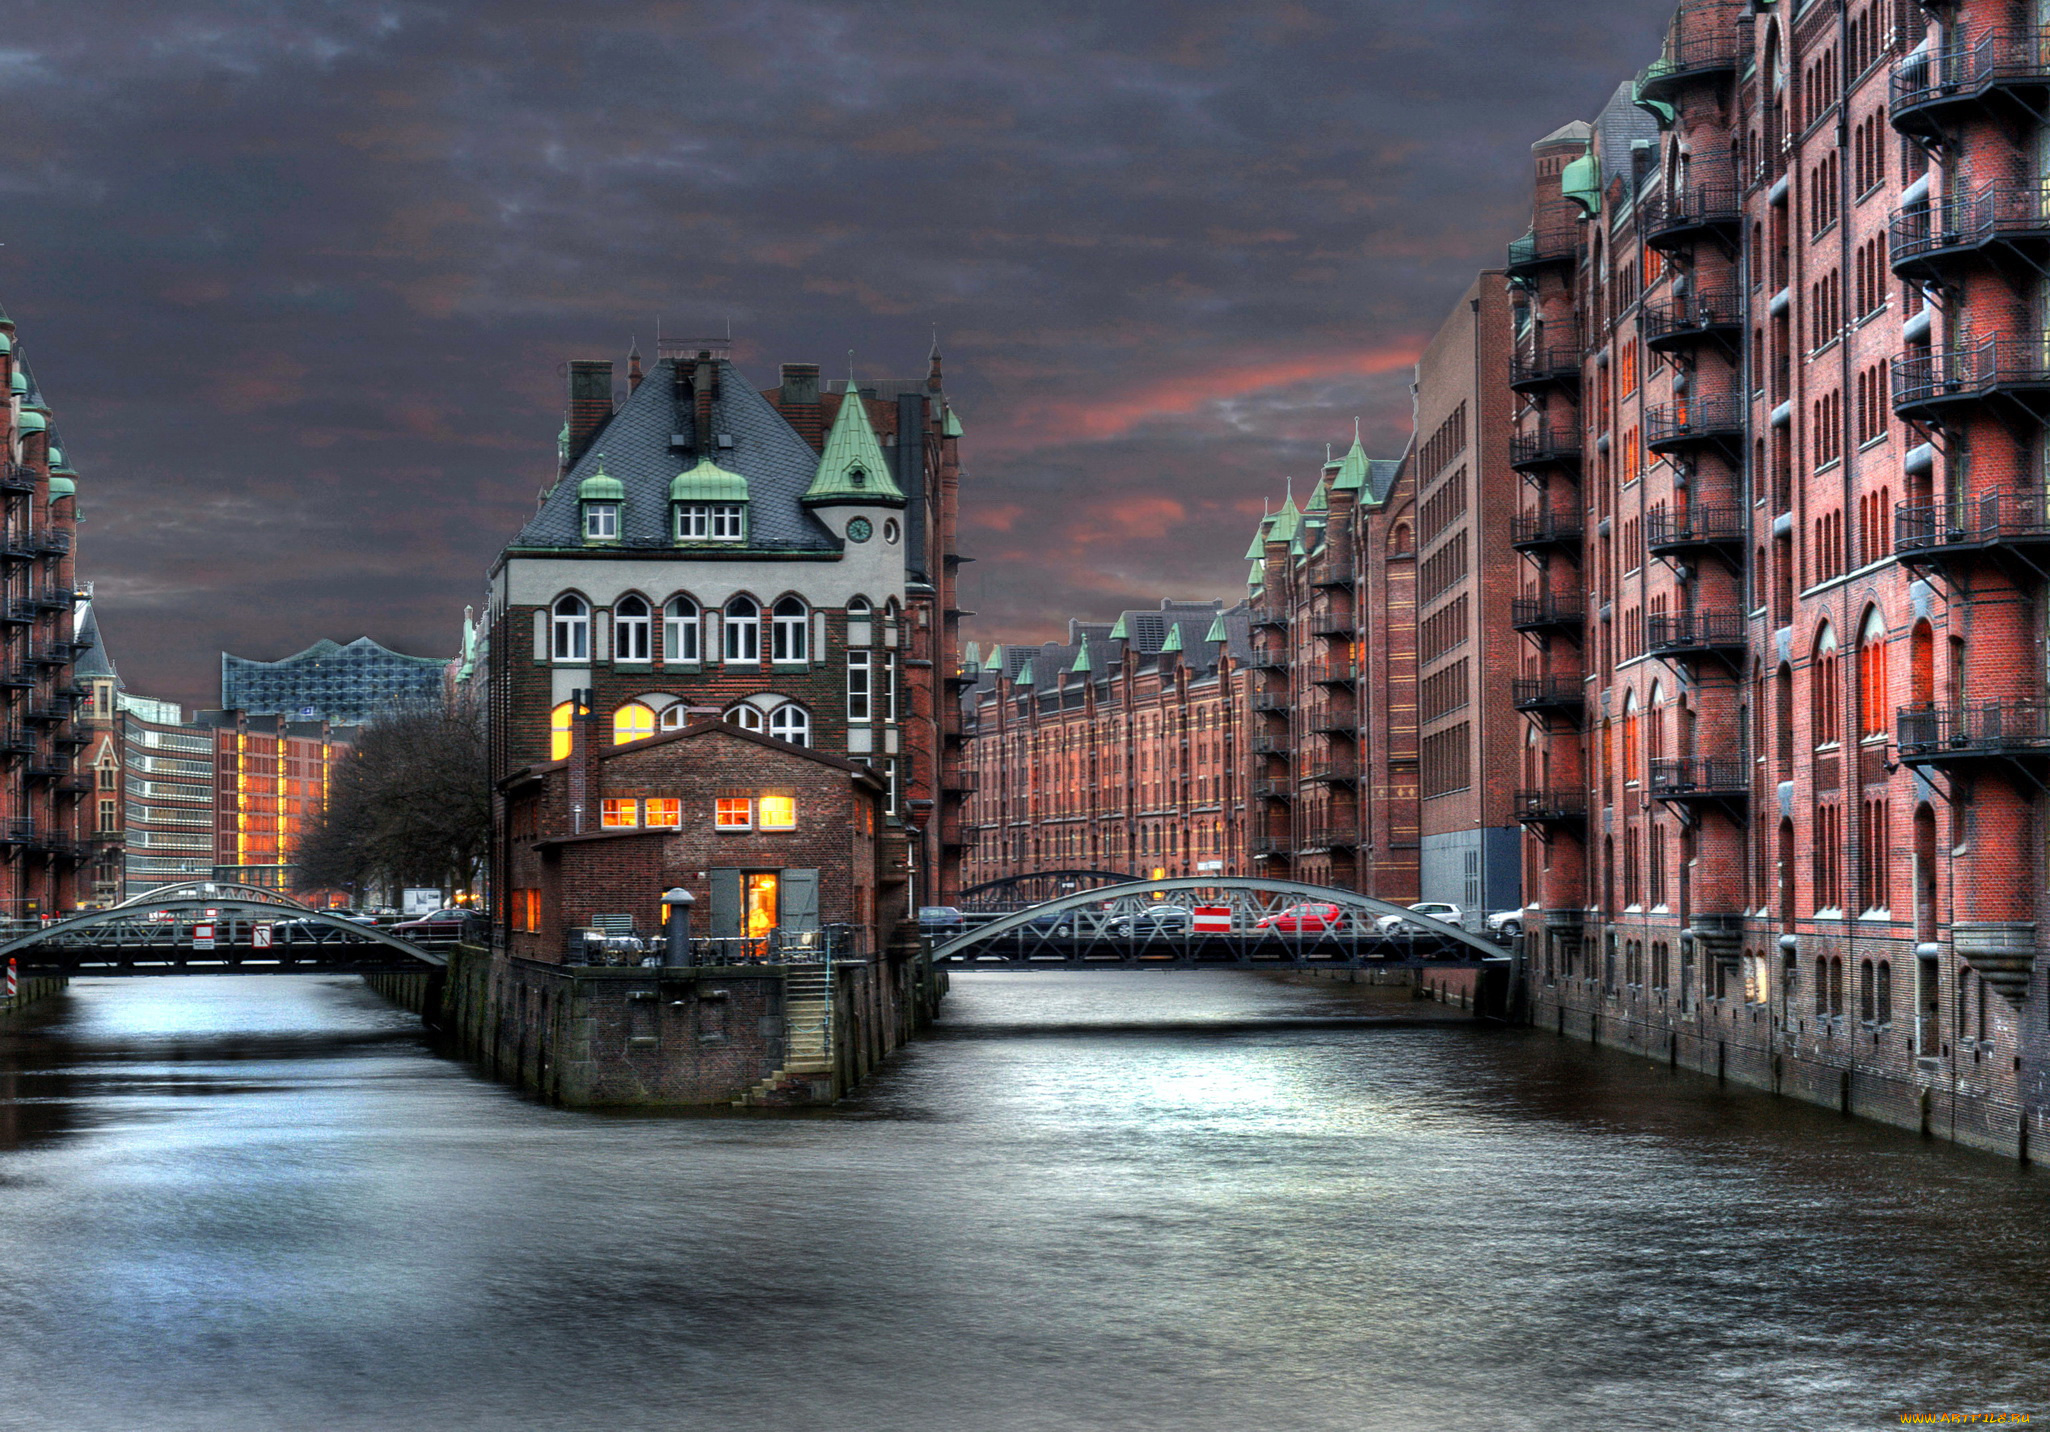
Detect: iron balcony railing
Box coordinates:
(1637, 1, 1746, 101)
(942, 768, 980, 793)
(1249, 731, 1290, 756)
(565, 923, 860, 968)
(1311, 711, 1359, 735)
(1647, 756, 1749, 800)
(1513, 789, 1588, 823)
(1510, 343, 1585, 391)
(1895, 487, 2050, 555)
(1640, 287, 1744, 343)
(1312, 554, 1357, 588)
(1893, 335, 2050, 414)
(1646, 503, 1746, 554)
(1243, 649, 1286, 670)
(30, 585, 72, 611)
(1644, 186, 1743, 247)
(1511, 592, 1586, 631)
(25, 757, 68, 781)
(1251, 777, 1293, 801)
(1893, 27, 2050, 123)
(0, 727, 34, 756)
(0, 464, 34, 495)
(1310, 612, 1357, 637)
(1505, 199, 1583, 278)
(53, 724, 87, 748)
(1249, 833, 1292, 858)
(1897, 700, 2050, 759)
(1304, 823, 1361, 850)
(1310, 657, 1357, 687)
(1644, 609, 1746, 655)
(1510, 509, 1585, 549)
(1250, 689, 1291, 713)
(1250, 605, 1289, 629)
(1508, 427, 1583, 469)
(26, 643, 75, 667)
(1890, 181, 2050, 272)
(1645, 396, 1744, 448)
(1304, 752, 1358, 784)
(1511, 675, 1584, 711)
(27, 528, 70, 555)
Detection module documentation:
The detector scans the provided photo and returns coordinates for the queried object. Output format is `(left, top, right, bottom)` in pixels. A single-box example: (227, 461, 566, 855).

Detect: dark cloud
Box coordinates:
(0, 0, 1669, 705)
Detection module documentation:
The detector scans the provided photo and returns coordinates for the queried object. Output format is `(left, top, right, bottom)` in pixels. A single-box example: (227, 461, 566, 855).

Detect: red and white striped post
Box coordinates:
(5, 957, 15, 1006)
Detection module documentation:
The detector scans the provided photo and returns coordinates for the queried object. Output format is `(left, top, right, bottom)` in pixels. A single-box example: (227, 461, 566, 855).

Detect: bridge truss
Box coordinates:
(0, 883, 445, 977)
(929, 878, 1512, 970)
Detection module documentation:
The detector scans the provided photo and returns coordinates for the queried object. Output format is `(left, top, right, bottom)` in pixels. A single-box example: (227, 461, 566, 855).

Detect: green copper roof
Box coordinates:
(1160, 624, 1183, 655)
(1266, 496, 1301, 545)
(1305, 478, 1329, 513)
(1108, 614, 1129, 640)
(1243, 522, 1271, 561)
(1332, 428, 1370, 492)
(670, 457, 749, 502)
(15, 409, 45, 434)
(46, 476, 73, 499)
(1015, 659, 1035, 689)
(1562, 150, 1601, 217)
(1070, 646, 1091, 674)
(806, 389, 906, 506)
(942, 407, 964, 438)
(578, 455, 624, 502)
(0, 334, 12, 355)
(1248, 561, 1265, 589)
(8, 370, 24, 396)
(1204, 614, 1227, 643)
(1631, 75, 1676, 128)
(983, 644, 1003, 672)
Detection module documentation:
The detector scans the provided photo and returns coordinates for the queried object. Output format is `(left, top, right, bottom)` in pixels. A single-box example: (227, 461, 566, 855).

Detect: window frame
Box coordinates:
(614, 595, 652, 663)
(583, 502, 619, 540)
(663, 596, 700, 663)
(715, 797, 753, 831)
(724, 596, 760, 663)
(551, 595, 590, 662)
(771, 597, 809, 663)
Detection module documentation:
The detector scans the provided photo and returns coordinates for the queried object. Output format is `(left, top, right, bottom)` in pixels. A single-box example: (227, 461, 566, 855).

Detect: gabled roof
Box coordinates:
(807, 388, 905, 506)
(511, 357, 840, 553)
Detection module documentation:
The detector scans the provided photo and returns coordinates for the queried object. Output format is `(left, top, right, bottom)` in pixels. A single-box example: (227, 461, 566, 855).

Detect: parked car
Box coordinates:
(1024, 907, 1079, 935)
(1103, 905, 1193, 936)
(1256, 902, 1351, 933)
(1375, 902, 1465, 935)
(391, 908, 470, 943)
(918, 906, 966, 935)
(267, 911, 377, 944)
(1485, 909, 1526, 942)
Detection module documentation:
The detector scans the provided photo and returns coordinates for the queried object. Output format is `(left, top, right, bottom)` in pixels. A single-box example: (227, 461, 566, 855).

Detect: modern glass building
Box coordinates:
(220, 637, 449, 724)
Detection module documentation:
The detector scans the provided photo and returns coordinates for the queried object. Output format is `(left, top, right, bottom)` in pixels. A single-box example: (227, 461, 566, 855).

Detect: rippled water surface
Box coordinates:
(1, 972, 2047, 1432)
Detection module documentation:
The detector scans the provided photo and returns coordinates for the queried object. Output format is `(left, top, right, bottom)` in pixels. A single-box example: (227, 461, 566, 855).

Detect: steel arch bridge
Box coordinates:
(0, 881, 445, 978)
(957, 869, 1141, 906)
(929, 878, 1511, 970)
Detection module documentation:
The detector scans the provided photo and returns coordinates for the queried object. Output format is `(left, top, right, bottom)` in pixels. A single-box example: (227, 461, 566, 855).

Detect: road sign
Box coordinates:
(192, 924, 215, 950)
(252, 925, 272, 949)
(402, 888, 441, 916)
(1193, 905, 1232, 934)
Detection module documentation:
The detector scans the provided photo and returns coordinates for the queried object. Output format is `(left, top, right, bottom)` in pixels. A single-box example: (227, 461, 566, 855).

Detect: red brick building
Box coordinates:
(959, 601, 1253, 894)
(1514, 0, 2050, 1156)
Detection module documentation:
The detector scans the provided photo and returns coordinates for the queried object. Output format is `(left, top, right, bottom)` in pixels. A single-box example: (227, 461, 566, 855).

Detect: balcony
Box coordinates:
(27, 528, 70, 556)
(57, 774, 93, 798)
(1635, 1, 1745, 104)
(1894, 336, 2050, 424)
(0, 464, 34, 495)
(1644, 608, 1746, 662)
(25, 757, 67, 782)
(1510, 508, 1585, 556)
(1312, 554, 1356, 588)
(1511, 675, 1585, 718)
(0, 820, 33, 847)
(1249, 731, 1290, 757)
(1513, 789, 1588, 829)
(1250, 604, 1288, 629)
(1896, 487, 2050, 569)
(1309, 611, 1357, 638)
(1508, 427, 1583, 474)
(0, 727, 33, 758)
(941, 768, 980, 794)
(1250, 689, 1291, 714)
(1509, 342, 1584, 396)
(1250, 833, 1293, 859)
(1511, 591, 1585, 636)
(1251, 777, 1293, 802)
(1898, 700, 2050, 767)
(1304, 752, 1358, 785)
(0, 665, 33, 690)
(1310, 657, 1357, 687)
(1892, 27, 2050, 142)
(1305, 824, 1360, 850)
(1505, 199, 1583, 280)
(1646, 503, 1745, 561)
(24, 698, 73, 724)
(1243, 649, 1286, 671)
(1643, 185, 1742, 253)
(53, 724, 87, 748)
(25, 643, 75, 667)
(1647, 756, 1749, 805)
(1311, 711, 1359, 737)
(30, 585, 71, 612)
(1641, 287, 1743, 351)
(1890, 182, 2050, 283)
(1645, 396, 1744, 455)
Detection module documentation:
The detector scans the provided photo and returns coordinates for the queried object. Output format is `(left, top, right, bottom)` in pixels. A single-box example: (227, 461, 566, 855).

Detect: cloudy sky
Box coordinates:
(2, 0, 1670, 709)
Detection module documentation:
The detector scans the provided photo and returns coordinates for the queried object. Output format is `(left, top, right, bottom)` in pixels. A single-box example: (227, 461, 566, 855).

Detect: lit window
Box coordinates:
(768, 704, 810, 747)
(758, 795, 796, 830)
(724, 596, 760, 662)
(664, 596, 699, 662)
(584, 503, 619, 539)
(550, 702, 575, 761)
(615, 595, 651, 662)
(551, 595, 589, 661)
(716, 797, 752, 830)
(613, 702, 655, 744)
(771, 597, 808, 662)
(644, 798, 681, 828)
(600, 798, 637, 828)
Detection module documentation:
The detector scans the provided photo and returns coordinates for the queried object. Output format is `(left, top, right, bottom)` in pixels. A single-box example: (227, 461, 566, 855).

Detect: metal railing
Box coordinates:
(1647, 756, 1749, 798)
(1312, 554, 1356, 587)
(1510, 343, 1584, 389)
(1646, 503, 1746, 552)
(1514, 789, 1588, 822)
(1250, 604, 1288, 629)
(1897, 700, 2050, 758)
(1310, 657, 1357, 686)
(1509, 427, 1583, 468)
(1304, 752, 1358, 784)
(1251, 777, 1293, 801)
(1310, 612, 1357, 637)
(1249, 731, 1289, 756)
(1243, 649, 1286, 670)
(1250, 689, 1291, 713)
(1511, 592, 1586, 630)
(1646, 396, 1744, 446)
(1506, 199, 1584, 276)
(1644, 608, 1747, 653)
(1638, 1, 1745, 97)
(1512, 675, 1584, 710)
(1304, 824, 1361, 849)
(1895, 488, 2050, 553)
(1644, 186, 1742, 244)
(564, 922, 860, 968)
(0, 464, 34, 495)
(27, 529, 69, 555)
(1894, 26, 2050, 115)
(1641, 287, 1743, 342)
(1894, 335, 2050, 410)
(1311, 711, 1359, 735)
(1511, 509, 1585, 547)
(1249, 833, 1292, 858)
(1890, 181, 2050, 269)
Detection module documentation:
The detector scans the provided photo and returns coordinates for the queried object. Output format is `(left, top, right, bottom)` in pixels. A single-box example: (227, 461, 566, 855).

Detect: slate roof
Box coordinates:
(510, 357, 840, 553)
(73, 599, 115, 682)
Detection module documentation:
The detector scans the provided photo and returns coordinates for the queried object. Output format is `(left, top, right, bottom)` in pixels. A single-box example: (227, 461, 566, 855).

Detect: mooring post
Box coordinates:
(663, 888, 694, 966)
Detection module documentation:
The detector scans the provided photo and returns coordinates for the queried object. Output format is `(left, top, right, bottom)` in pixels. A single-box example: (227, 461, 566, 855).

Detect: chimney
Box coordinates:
(627, 342, 644, 394)
(565, 360, 613, 467)
(779, 362, 823, 449)
(692, 352, 719, 455)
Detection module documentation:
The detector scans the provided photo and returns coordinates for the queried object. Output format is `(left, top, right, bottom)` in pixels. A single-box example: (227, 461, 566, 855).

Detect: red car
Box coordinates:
(1255, 902, 1350, 933)
(391, 908, 470, 944)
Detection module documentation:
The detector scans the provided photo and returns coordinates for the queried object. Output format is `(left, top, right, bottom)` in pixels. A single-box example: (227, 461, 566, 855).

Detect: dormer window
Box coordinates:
(577, 454, 624, 543)
(584, 503, 619, 540)
(849, 467, 867, 488)
(677, 503, 745, 542)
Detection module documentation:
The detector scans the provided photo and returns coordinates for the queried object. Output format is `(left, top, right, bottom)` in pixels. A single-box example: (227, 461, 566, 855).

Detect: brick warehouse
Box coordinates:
(1512, 0, 2050, 1158)
(957, 601, 1256, 896)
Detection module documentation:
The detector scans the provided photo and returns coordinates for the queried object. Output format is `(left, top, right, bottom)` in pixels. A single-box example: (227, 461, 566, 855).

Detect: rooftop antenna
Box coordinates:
(1285, 475, 1294, 505)
(848, 348, 856, 392)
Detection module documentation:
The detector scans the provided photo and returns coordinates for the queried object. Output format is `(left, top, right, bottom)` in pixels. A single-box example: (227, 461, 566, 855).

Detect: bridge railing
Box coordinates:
(563, 923, 864, 967)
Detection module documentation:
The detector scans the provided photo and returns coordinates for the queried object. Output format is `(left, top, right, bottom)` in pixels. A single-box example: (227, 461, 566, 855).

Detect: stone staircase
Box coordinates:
(734, 965, 834, 1106)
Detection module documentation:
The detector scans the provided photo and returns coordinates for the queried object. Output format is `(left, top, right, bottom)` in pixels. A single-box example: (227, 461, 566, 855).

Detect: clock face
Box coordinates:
(847, 517, 873, 542)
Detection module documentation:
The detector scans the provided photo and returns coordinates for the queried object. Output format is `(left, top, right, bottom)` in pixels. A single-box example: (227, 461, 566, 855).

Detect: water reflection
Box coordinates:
(0, 972, 2044, 1431)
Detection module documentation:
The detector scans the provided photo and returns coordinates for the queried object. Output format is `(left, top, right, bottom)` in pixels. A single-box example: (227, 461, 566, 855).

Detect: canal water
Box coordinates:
(1, 973, 2046, 1432)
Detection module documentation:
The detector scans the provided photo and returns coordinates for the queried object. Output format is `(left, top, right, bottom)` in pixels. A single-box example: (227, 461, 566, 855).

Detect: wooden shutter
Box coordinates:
(779, 868, 820, 931)
(709, 869, 743, 938)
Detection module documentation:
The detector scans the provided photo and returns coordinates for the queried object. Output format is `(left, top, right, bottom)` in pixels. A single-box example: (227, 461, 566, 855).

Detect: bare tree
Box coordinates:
(294, 696, 489, 899)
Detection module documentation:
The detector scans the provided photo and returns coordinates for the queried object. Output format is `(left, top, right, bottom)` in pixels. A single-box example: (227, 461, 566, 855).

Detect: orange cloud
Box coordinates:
(1069, 496, 1187, 545)
(972, 503, 1027, 533)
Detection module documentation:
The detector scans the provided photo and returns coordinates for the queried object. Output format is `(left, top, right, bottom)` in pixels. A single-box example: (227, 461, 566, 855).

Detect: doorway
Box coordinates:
(745, 873, 780, 940)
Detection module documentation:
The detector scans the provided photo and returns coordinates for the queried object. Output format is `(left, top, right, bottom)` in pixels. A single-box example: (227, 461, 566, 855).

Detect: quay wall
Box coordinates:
(1, 976, 67, 1022)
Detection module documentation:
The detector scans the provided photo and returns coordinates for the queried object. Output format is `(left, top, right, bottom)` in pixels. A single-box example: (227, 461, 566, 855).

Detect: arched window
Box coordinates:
(551, 595, 588, 662)
(771, 597, 809, 663)
(768, 704, 811, 747)
(1646, 682, 1666, 772)
(724, 596, 759, 663)
(615, 595, 651, 663)
(664, 597, 699, 663)
(1811, 623, 1840, 746)
(848, 596, 871, 616)
(659, 703, 693, 730)
(1858, 606, 1888, 738)
(1909, 619, 1934, 706)
(725, 703, 764, 732)
(883, 518, 901, 544)
(613, 702, 655, 745)
(1622, 691, 1641, 783)
(550, 701, 575, 761)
